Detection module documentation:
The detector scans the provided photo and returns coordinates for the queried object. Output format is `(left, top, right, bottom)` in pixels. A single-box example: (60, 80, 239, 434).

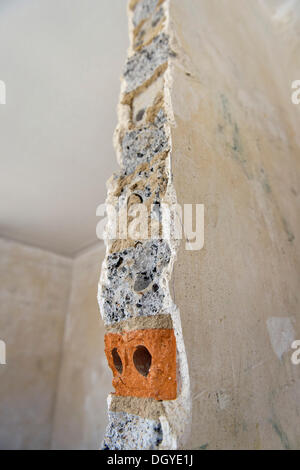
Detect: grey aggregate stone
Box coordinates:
(102, 411, 162, 450)
(124, 33, 170, 93)
(122, 109, 168, 175)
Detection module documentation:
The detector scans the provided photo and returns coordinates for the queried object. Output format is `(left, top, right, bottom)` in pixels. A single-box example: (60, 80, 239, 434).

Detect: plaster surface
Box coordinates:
(0, 238, 110, 449)
(0, 238, 72, 449)
(170, 0, 300, 450)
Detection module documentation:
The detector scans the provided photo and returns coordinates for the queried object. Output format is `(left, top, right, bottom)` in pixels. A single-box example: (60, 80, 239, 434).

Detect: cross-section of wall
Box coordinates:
(99, 0, 300, 451)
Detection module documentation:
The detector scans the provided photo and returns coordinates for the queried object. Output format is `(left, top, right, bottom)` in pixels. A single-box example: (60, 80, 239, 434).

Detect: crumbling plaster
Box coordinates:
(99, 0, 191, 450)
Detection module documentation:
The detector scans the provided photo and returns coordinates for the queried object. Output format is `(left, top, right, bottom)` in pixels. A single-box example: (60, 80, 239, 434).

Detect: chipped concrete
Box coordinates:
(123, 33, 170, 93)
(102, 411, 162, 450)
(133, 6, 166, 51)
(99, 240, 171, 325)
(121, 110, 168, 174)
(132, 0, 159, 28)
(98, 0, 191, 450)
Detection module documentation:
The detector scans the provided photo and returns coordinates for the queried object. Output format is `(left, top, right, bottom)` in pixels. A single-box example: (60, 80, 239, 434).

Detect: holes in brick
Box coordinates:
(112, 348, 123, 374)
(133, 345, 152, 377)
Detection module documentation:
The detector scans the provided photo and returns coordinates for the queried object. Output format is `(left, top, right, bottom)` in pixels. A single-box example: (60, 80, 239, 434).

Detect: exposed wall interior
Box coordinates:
(99, 0, 192, 450)
(0, 0, 299, 451)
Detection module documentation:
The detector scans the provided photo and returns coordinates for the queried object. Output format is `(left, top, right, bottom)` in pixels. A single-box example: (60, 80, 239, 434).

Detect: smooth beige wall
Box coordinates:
(51, 243, 112, 450)
(0, 238, 72, 449)
(170, 0, 300, 449)
(0, 238, 110, 449)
